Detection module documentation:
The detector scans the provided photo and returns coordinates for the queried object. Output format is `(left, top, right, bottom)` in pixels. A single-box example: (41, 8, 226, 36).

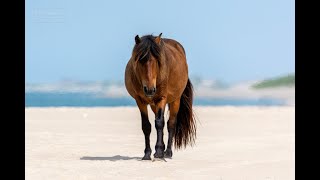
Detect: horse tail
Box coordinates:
(174, 78, 197, 149)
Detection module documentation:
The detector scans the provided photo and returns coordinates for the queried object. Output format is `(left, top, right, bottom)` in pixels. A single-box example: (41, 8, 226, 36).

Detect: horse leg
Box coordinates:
(150, 105, 156, 114)
(164, 98, 180, 158)
(136, 100, 152, 160)
(154, 98, 167, 158)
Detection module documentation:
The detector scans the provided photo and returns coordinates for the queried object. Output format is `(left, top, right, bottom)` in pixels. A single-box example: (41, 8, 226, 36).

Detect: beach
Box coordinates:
(26, 106, 295, 180)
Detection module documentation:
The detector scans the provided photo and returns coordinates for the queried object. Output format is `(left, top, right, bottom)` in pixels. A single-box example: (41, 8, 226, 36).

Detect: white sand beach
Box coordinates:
(26, 106, 294, 180)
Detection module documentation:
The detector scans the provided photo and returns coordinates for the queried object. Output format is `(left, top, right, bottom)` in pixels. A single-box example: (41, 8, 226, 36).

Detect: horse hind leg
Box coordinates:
(164, 98, 180, 158)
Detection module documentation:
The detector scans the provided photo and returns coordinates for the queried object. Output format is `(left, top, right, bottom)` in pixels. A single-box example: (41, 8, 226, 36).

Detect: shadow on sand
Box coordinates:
(80, 155, 141, 161)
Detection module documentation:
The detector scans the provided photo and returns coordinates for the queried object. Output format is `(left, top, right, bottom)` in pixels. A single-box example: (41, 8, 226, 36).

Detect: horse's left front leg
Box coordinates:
(154, 98, 166, 158)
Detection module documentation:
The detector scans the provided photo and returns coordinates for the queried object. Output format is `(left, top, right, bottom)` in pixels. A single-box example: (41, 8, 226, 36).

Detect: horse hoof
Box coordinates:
(142, 156, 151, 160)
(164, 150, 172, 158)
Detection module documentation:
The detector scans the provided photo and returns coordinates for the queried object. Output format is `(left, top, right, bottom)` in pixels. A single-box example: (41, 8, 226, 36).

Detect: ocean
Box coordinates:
(25, 92, 285, 107)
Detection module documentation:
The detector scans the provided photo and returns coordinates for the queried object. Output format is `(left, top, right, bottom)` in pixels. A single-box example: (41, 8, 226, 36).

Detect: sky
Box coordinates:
(26, 0, 295, 84)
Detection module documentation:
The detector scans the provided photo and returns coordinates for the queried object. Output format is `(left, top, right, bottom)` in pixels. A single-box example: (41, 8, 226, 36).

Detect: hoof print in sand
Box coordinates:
(152, 158, 167, 162)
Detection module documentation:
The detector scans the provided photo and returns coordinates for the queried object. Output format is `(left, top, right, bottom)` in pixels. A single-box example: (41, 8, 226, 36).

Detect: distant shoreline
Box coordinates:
(26, 78, 295, 107)
(25, 92, 287, 107)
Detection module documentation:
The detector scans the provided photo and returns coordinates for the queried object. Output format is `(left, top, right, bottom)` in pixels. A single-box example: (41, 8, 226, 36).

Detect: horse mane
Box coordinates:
(133, 35, 163, 64)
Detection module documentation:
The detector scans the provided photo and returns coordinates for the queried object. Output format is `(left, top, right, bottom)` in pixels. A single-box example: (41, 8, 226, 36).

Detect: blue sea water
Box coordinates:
(25, 92, 285, 107)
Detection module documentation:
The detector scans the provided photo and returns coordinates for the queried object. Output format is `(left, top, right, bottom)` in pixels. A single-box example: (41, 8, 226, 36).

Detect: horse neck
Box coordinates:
(157, 51, 168, 84)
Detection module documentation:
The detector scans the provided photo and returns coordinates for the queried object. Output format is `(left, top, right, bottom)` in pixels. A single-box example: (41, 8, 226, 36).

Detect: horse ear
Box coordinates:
(155, 33, 162, 44)
(135, 35, 141, 44)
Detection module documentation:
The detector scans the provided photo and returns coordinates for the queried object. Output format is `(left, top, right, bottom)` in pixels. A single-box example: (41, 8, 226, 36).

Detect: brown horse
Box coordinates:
(125, 33, 196, 160)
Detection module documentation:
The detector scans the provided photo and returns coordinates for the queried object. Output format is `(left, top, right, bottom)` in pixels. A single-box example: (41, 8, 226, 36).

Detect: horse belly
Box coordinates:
(166, 75, 188, 103)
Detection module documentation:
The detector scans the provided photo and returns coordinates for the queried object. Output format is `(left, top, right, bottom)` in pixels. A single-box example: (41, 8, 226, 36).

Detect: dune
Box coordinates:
(26, 106, 294, 180)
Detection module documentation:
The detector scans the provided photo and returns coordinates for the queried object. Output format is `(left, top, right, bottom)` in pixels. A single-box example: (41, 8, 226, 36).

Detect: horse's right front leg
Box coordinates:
(136, 100, 152, 160)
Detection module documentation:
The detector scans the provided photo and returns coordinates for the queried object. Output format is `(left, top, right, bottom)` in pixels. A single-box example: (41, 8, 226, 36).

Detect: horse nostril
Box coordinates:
(143, 86, 148, 93)
(143, 86, 156, 96)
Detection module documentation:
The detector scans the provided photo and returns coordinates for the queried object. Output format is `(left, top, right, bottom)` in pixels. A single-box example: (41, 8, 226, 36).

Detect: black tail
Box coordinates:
(174, 78, 197, 149)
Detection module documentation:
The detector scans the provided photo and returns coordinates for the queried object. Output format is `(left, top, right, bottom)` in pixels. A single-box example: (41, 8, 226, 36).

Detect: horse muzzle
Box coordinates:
(143, 86, 156, 98)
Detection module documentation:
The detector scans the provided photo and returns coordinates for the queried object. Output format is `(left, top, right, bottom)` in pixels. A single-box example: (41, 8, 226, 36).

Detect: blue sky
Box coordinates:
(26, 0, 294, 84)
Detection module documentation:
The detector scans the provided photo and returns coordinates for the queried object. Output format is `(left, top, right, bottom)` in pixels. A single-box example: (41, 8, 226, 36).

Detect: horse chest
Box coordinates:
(138, 94, 163, 105)
(143, 97, 157, 105)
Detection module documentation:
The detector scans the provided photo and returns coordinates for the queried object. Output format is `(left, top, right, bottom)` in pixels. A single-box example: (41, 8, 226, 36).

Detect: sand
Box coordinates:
(25, 106, 294, 180)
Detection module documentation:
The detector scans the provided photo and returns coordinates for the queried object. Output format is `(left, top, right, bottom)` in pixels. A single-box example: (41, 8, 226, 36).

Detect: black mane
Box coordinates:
(133, 35, 162, 63)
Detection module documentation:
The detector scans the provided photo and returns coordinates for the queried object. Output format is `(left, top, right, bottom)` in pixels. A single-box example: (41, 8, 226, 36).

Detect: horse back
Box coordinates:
(161, 38, 189, 103)
(162, 38, 186, 57)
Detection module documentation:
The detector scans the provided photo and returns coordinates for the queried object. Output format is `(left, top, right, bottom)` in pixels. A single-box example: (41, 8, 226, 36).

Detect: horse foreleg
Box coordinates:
(136, 100, 152, 160)
(154, 99, 166, 158)
(164, 98, 180, 158)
